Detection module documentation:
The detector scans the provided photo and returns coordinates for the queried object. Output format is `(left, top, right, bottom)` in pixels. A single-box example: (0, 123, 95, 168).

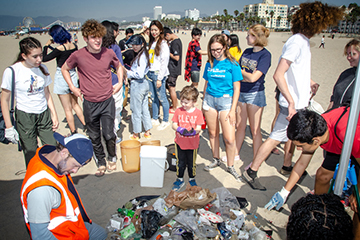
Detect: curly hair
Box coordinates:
(291, 1, 344, 38)
(207, 34, 236, 68)
(81, 19, 106, 38)
(49, 25, 71, 44)
(101, 20, 116, 48)
(287, 109, 327, 144)
(287, 194, 353, 240)
(249, 24, 270, 47)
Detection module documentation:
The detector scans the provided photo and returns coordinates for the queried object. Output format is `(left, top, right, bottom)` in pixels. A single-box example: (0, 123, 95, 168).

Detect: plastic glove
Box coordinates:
(183, 128, 196, 136)
(264, 187, 290, 211)
(5, 126, 19, 144)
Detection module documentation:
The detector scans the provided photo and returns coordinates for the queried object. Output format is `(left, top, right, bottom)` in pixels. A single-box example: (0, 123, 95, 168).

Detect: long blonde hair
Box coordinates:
(207, 34, 236, 68)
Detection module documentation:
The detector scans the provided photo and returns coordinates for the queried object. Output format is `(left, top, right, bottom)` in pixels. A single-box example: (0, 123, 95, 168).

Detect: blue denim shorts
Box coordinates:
(203, 93, 232, 112)
(53, 67, 78, 95)
(238, 90, 266, 107)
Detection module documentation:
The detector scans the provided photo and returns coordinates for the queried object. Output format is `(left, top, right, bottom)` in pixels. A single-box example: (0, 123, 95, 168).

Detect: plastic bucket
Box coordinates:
(120, 140, 141, 173)
(140, 140, 161, 146)
(140, 146, 168, 188)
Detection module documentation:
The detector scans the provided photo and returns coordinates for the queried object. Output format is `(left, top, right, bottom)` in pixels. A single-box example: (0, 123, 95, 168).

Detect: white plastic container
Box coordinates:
(140, 146, 168, 188)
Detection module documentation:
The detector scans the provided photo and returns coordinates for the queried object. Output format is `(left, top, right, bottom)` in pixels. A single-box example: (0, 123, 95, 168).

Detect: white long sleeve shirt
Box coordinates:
(148, 40, 170, 81)
(127, 52, 149, 80)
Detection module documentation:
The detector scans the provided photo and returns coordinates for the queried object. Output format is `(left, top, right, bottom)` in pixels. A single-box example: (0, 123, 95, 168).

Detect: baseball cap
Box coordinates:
(221, 29, 230, 37)
(126, 34, 144, 46)
(53, 132, 93, 165)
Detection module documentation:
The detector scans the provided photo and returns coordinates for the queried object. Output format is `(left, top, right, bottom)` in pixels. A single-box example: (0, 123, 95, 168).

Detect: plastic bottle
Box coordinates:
(217, 222, 232, 239)
(149, 226, 172, 240)
(117, 208, 135, 218)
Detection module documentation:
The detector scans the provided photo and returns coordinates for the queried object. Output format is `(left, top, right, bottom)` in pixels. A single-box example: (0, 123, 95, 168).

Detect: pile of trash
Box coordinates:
(106, 185, 271, 240)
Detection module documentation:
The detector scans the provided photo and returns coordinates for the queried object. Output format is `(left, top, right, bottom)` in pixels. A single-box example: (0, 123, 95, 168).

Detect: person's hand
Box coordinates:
(183, 128, 196, 136)
(264, 187, 290, 211)
(52, 117, 59, 131)
(71, 87, 83, 101)
(113, 83, 122, 95)
(350, 194, 358, 213)
(45, 39, 53, 46)
(311, 82, 320, 96)
(286, 105, 296, 121)
(177, 127, 188, 135)
(5, 126, 19, 144)
(156, 80, 162, 88)
(225, 110, 236, 127)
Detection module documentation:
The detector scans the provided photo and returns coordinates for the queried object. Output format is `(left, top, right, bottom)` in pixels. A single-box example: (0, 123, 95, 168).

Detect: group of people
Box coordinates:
(2, 1, 360, 239)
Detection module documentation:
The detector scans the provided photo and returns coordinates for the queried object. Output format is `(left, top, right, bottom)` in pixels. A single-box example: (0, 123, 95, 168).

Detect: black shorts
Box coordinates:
(322, 150, 359, 172)
(275, 87, 280, 101)
(166, 76, 178, 88)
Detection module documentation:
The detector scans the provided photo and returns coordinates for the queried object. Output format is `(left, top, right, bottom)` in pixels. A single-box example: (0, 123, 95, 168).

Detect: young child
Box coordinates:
(184, 28, 207, 88)
(171, 86, 204, 191)
(61, 19, 123, 177)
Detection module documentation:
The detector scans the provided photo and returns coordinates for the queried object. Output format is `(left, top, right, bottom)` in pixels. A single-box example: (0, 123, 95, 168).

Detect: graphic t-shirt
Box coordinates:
(1, 62, 52, 114)
(172, 107, 204, 150)
(203, 58, 242, 97)
(239, 48, 271, 93)
(321, 106, 360, 158)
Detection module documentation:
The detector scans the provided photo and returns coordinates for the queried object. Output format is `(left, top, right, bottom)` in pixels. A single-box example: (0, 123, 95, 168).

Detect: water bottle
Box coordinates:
(117, 208, 135, 218)
(217, 222, 232, 239)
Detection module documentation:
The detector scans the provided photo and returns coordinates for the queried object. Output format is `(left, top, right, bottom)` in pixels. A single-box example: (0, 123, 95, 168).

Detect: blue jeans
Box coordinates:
(146, 71, 170, 122)
(130, 79, 152, 133)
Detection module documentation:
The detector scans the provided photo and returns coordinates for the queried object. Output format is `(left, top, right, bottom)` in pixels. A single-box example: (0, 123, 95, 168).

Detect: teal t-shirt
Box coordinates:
(203, 58, 242, 97)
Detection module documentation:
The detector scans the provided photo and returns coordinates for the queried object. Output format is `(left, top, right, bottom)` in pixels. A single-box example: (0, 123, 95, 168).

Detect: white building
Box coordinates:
(165, 14, 181, 20)
(154, 6, 162, 21)
(243, 0, 288, 29)
(142, 16, 150, 22)
(185, 8, 200, 21)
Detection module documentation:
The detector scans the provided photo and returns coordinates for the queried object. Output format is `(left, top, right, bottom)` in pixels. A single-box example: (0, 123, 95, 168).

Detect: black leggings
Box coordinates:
(175, 143, 197, 178)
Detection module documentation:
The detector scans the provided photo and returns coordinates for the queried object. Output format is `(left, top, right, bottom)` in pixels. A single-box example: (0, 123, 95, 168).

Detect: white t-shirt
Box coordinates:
(148, 40, 170, 81)
(278, 33, 311, 109)
(1, 62, 52, 114)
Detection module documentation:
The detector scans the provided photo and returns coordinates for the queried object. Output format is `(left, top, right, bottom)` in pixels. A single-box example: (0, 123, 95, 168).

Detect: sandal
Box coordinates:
(95, 166, 106, 177)
(107, 162, 117, 172)
(144, 132, 151, 139)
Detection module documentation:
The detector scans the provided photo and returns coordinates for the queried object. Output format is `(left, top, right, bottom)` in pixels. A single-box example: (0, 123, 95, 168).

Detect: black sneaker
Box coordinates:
(227, 166, 241, 182)
(280, 165, 293, 176)
(242, 170, 266, 191)
(204, 158, 221, 171)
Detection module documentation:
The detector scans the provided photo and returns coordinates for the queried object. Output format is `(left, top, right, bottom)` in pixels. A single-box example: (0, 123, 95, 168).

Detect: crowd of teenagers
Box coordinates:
(2, 1, 360, 239)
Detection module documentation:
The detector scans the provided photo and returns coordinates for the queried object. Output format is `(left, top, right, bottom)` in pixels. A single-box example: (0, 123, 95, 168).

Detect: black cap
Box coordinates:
(126, 34, 144, 46)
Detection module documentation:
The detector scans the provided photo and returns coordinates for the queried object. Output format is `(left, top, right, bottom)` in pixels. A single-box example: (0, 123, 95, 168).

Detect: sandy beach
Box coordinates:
(0, 30, 353, 239)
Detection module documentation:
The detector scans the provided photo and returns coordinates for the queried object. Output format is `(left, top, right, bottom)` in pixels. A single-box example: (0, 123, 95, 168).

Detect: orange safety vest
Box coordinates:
(20, 146, 91, 239)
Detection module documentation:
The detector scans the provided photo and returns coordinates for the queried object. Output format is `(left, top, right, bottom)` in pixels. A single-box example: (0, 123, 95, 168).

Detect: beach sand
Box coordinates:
(0, 31, 352, 239)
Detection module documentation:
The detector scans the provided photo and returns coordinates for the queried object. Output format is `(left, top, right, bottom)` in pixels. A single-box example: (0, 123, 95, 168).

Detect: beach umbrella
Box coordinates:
(334, 60, 360, 196)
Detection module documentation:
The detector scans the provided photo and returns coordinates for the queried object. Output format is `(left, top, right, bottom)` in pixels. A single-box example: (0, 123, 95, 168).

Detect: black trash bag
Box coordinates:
(181, 231, 194, 240)
(140, 210, 163, 238)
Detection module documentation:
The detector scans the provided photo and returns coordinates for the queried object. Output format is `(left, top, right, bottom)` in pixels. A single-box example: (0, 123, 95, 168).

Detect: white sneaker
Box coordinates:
(157, 121, 170, 131)
(151, 119, 160, 126)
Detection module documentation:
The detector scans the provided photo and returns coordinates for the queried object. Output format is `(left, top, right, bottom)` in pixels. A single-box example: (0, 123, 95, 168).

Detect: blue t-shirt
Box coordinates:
(239, 48, 271, 93)
(110, 44, 124, 86)
(203, 58, 243, 97)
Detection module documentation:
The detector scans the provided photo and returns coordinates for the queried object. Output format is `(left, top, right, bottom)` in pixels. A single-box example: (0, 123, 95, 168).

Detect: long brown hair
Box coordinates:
(14, 37, 49, 76)
(207, 34, 236, 68)
(149, 20, 164, 56)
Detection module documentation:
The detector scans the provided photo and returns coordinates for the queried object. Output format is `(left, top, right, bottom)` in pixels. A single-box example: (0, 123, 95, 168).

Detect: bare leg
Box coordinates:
(235, 102, 247, 156)
(219, 110, 236, 167)
(204, 107, 220, 159)
(58, 94, 76, 133)
(314, 166, 334, 194)
(251, 138, 281, 171)
(283, 140, 295, 167)
(191, 82, 199, 88)
(168, 86, 177, 110)
(247, 104, 264, 157)
(70, 94, 85, 126)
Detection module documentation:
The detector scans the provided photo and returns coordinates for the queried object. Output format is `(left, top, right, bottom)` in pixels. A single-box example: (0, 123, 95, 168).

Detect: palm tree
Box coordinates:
(234, 10, 239, 30)
(287, 14, 292, 29)
(270, 10, 275, 29)
(277, 15, 282, 28)
(239, 13, 245, 30)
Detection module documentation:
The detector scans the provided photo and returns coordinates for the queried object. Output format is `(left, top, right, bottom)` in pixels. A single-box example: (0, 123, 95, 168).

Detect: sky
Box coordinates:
(1, 0, 356, 19)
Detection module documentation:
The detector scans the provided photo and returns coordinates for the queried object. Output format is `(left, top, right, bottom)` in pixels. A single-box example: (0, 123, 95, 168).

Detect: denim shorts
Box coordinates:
(238, 90, 266, 107)
(53, 67, 78, 95)
(191, 71, 200, 83)
(203, 93, 232, 112)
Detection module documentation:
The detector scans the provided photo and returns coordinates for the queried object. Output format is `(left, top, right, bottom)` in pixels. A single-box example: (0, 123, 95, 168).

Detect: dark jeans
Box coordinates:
(175, 143, 197, 178)
(15, 108, 56, 167)
(83, 97, 116, 167)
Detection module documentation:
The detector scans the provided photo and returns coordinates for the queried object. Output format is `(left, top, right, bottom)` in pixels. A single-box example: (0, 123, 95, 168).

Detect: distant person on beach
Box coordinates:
(242, 1, 343, 191)
(184, 28, 207, 88)
(101, 20, 125, 147)
(231, 24, 271, 164)
(147, 20, 170, 131)
(228, 34, 242, 62)
(221, 29, 231, 47)
(42, 25, 85, 135)
(202, 34, 243, 181)
(73, 33, 78, 44)
(125, 34, 152, 140)
(140, 21, 151, 47)
(315, 38, 360, 195)
(171, 86, 204, 191)
(119, 28, 134, 53)
(20, 132, 107, 240)
(164, 27, 182, 113)
(61, 19, 123, 177)
(1, 37, 58, 167)
(319, 35, 325, 48)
